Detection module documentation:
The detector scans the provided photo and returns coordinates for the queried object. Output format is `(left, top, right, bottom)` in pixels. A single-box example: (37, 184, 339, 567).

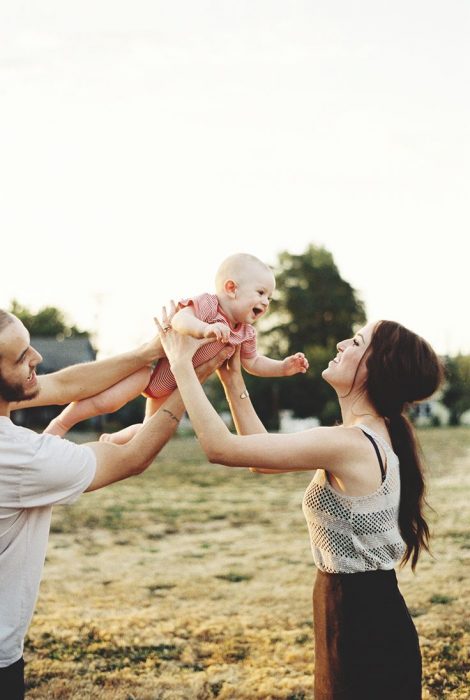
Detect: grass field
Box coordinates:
(24, 427, 470, 699)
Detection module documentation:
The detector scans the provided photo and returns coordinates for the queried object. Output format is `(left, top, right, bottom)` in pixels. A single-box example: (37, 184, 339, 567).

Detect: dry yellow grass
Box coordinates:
(24, 427, 469, 699)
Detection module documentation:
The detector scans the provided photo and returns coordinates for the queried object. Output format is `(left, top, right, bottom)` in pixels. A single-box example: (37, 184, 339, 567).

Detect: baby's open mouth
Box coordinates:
(252, 307, 263, 317)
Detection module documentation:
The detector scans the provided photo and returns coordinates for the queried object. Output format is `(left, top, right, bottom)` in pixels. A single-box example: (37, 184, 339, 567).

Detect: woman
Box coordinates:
(157, 308, 443, 700)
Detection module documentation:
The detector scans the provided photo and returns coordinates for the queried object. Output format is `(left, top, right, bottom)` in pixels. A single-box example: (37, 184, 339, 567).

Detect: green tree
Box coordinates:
(246, 245, 366, 426)
(441, 355, 470, 425)
(9, 300, 89, 338)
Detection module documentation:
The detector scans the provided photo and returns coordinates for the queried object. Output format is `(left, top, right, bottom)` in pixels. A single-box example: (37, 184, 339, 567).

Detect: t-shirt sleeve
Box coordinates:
(240, 327, 258, 358)
(19, 433, 96, 507)
(178, 293, 219, 323)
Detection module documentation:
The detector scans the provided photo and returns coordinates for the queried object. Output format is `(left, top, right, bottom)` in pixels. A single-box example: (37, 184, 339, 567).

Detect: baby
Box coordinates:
(45, 253, 308, 443)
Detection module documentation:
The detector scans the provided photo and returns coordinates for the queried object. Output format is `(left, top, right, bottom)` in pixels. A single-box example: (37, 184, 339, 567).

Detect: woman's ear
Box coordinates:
(224, 279, 238, 298)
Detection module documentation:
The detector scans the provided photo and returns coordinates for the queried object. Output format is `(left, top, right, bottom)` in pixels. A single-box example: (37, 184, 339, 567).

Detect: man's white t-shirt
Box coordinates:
(0, 416, 96, 667)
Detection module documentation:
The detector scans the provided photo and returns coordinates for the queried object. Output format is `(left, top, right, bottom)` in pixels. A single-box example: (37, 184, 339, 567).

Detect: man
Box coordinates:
(0, 309, 228, 699)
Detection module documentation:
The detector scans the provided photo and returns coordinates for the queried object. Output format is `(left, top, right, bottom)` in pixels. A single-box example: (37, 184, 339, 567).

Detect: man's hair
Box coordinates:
(0, 309, 14, 335)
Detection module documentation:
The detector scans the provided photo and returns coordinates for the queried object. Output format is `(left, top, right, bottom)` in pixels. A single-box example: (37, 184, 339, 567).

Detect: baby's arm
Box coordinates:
(172, 306, 230, 342)
(242, 352, 309, 378)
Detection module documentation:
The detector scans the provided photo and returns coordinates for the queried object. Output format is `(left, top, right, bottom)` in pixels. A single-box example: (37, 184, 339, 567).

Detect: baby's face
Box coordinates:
(231, 267, 275, 325)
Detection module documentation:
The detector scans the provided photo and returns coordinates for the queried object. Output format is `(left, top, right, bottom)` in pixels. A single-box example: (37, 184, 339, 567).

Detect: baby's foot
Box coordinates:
(99, 424, 142, 444)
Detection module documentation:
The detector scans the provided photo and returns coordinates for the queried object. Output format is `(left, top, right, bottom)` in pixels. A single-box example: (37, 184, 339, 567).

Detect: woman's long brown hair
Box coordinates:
(365, 321, 444, 570)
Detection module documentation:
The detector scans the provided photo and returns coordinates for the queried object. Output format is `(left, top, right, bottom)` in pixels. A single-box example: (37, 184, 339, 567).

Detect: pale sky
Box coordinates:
(1, 1, 468, 357)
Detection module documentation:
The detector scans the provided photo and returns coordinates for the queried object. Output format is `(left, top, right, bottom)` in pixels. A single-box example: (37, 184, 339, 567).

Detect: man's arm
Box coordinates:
(11, 335, 165, 410)
(84, 390, 184, 490)
(85, 344, 233, 491)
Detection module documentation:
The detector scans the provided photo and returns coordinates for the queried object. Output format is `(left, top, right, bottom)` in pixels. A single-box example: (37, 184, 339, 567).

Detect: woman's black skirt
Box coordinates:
(313, 569, 422, 700)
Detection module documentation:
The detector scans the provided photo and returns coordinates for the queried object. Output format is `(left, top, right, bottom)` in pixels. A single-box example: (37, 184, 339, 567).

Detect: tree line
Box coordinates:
(9, 245, 470, 427)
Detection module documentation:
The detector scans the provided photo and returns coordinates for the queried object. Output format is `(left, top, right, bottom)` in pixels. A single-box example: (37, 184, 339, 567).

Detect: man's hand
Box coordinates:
(195, 345, 233, 383)
(282, 352, 309, 376)
(141, 335, 166, 363)
(216, 346, 242, 389)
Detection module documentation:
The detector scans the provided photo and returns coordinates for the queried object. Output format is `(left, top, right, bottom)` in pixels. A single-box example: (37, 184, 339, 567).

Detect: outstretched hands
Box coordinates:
(140, 332, 166, 364)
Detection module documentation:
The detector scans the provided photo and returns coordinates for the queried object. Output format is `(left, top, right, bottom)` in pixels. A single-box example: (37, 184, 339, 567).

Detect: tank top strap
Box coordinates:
(355, 422, 394, 451)
(359, 428, 386, 483)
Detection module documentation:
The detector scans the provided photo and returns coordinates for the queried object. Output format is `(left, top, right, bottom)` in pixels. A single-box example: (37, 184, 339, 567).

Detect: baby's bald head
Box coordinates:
(215, 253, 274, 294)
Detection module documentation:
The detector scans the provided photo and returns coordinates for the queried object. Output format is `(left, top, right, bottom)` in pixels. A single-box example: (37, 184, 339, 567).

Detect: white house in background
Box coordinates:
(459, 410, 470, 426)
(279, 403, 451, 430)
(411, 396, 450, 427)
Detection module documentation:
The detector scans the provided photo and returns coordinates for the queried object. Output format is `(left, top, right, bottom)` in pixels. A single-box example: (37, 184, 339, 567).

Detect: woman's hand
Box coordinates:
(141, 301, 180, 363)
(155, 303, 218, 372)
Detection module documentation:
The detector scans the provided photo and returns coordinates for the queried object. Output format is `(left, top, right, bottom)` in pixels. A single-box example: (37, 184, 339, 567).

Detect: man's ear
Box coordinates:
(224, 279, 238, 298)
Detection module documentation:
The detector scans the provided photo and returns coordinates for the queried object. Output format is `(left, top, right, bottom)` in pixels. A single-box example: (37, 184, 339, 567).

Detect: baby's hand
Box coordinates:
(204, 322, 230, 343)
(282, 352, 309, 376)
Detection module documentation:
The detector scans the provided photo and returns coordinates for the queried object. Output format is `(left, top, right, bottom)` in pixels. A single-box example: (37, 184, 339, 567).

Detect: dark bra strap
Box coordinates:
(360, 429, 386, 483)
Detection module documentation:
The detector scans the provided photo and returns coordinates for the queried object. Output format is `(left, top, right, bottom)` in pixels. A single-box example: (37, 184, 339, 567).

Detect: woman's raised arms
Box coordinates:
(156, 309, 366, 479)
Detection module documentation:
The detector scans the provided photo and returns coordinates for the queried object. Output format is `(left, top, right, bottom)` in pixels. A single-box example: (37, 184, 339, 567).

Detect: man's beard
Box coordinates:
(0, 372, 40, 402)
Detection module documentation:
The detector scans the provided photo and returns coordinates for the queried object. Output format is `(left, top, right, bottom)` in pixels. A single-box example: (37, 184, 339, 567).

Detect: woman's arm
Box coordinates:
(156, 316, 353, 474)
(217, 349, 298, 473)
(217, 349, 266, 436)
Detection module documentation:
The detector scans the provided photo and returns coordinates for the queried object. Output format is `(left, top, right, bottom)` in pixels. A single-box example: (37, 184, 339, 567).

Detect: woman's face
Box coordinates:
(322, 321, 377, 395)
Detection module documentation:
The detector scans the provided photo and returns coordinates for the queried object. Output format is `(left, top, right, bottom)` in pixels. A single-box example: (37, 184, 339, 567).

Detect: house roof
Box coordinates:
(32, 336, 96, 374)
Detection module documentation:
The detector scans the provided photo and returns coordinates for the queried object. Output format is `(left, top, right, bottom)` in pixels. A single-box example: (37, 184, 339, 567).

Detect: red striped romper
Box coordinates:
(144, 293, 258, 399)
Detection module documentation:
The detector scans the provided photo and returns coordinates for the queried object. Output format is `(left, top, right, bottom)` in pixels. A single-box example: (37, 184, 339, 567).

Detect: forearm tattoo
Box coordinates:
(163, 408, 180, 423)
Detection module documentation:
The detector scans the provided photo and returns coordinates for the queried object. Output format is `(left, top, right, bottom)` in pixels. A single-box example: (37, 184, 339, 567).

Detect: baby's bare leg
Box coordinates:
(44, 368, 151, 437)
(99, 422, 142, 444)
(99, 396, 166, 444)
(144, 396, 165, 421)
